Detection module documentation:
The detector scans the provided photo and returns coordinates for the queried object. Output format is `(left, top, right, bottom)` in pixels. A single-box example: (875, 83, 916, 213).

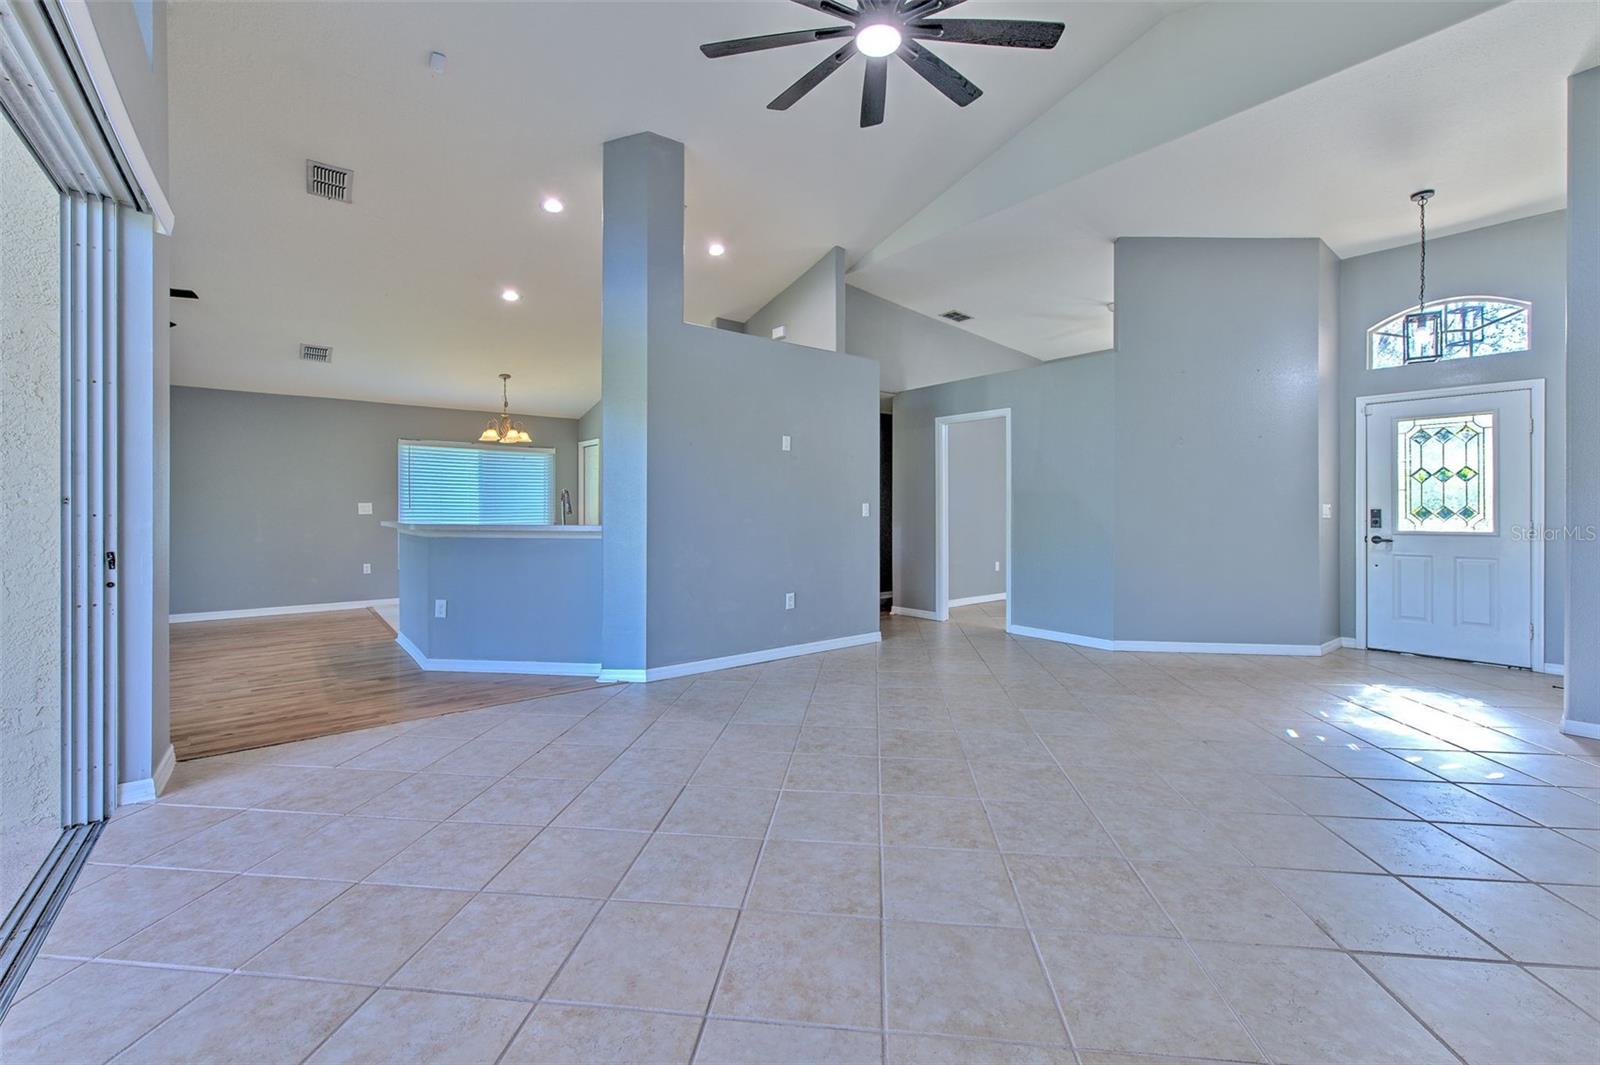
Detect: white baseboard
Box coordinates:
(118, 743, 175, 806)
(596, 669, 647, 683)
(948, 593, 1006, 608)
(1560, 718, 1600, 740)
(619, 631, 884, 683)
(171, 598, 398, 624)
(1006, 623, 1339, 657)
(394, 632, 600, 677)
(890, 605, 943, 621)
(1006, 623, 1114, 651)
(1542, 662, 1565, 676)
(1341, 637, 1359, 649)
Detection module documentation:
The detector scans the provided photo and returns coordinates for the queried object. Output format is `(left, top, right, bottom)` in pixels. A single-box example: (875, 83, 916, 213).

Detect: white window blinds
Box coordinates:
(398, 441, 554, 525)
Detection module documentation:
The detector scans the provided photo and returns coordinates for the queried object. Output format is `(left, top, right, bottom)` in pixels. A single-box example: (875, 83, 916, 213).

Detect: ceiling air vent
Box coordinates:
(305, 160, 353, 203)
(940, 310, 973, 323)
(299, 344, 332, 364)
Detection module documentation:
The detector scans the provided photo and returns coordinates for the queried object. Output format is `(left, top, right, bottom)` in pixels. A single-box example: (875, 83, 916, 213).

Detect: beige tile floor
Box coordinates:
(5, 603, 1600, 1064)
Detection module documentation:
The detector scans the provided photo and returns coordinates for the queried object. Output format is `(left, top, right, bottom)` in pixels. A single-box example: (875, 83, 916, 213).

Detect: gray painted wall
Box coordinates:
(898, 238, 1339, 649)
(647, 324, 879, 667)
(844, 285, 1039, 393)
(171, 387, 579, 613)
(1337, 212, 1568, 661)
(743, 247, 845, 351)
(1566, 68, 1599, 725)
(895, 354, 1116, 639)
(578, 400, 601, 443)
(1114, 237, 1333, 646)
(397, 534, 600, 664)
(947, 417, 1007, 601)
(602, 133, 879, 672)
(1319, 244, 1341, 644)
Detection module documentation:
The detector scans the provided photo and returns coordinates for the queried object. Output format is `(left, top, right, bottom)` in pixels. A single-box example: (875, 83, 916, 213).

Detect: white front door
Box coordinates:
(1364, 388, 1534, 667)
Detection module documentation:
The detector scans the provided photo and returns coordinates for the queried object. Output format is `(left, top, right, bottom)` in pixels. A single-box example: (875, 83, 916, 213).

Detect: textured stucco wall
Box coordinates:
(1, 116, 63, 895)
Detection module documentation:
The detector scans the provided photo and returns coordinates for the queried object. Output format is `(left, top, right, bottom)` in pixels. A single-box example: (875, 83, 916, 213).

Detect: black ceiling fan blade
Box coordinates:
(910, 18, 1065, 49)
(898, 40, 981, 106)
(899, 0, 967, 18)
(701, 25, 852, 59)
(788, 0, 860, 21)
(860, 56, 888, 127)
(769, 42, 856, 110)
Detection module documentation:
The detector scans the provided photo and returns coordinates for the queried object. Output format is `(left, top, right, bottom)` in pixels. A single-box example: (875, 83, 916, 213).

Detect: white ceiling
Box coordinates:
(848, 1, 1600, 359)
(169, 1, 1598, 415)
(167, 1, 1175, 417)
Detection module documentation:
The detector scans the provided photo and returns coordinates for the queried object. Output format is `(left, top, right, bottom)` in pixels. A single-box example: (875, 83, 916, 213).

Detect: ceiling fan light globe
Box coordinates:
(855, 23, 902, 58)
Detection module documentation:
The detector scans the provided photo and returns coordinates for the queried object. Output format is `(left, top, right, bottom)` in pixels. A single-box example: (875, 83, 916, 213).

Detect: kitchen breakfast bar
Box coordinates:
(383, 522, 602, 676)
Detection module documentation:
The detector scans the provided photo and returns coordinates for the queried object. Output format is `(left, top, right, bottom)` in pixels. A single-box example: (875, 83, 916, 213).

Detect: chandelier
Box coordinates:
(478, 373, 533, 444)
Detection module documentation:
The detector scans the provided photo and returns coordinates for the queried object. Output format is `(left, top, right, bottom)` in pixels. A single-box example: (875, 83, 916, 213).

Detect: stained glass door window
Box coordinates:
(1396, 412, 1495, 532)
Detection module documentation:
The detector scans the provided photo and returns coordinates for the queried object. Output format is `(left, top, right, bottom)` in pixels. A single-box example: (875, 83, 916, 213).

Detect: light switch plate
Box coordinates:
(434, 599, 447, 618)
(861, 503, 870, 517)
(363, 563, 372, 574)
(784, 592, 795, 610)
(357, 502, 373, 515)
(781, 435, 791, 452)
(1321, 503, 1333, 520)
(771, 325, 788, 341)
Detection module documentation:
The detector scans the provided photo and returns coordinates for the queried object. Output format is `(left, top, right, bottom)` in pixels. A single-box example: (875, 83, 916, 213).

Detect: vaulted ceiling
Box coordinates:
(167, 1, 1598, 417)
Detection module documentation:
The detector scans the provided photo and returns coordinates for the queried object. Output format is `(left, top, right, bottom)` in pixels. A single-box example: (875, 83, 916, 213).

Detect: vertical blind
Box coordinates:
(398, 441, 554, 524)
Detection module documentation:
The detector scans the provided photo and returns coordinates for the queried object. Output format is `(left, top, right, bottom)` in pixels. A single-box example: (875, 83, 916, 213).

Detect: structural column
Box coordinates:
(1563, 67, 1600, 732)
(599, 133, 685, 675)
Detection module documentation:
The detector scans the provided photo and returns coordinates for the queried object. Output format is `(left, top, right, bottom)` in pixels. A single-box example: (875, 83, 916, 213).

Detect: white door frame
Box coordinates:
(577, 437, 600, 526)
(935, 409, 1012, 625)
(1354, 378, 1546, 671)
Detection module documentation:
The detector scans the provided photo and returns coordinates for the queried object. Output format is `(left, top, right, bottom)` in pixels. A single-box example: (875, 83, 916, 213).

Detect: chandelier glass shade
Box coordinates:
(1401, 189, 1443, 365)
(479, 373, 533, 444)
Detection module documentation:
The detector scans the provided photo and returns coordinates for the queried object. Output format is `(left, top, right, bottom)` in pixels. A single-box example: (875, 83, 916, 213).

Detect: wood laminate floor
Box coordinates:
(170, 609, 600, 760)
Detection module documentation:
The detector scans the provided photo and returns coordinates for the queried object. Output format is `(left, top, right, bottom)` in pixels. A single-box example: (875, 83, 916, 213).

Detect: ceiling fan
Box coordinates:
(700, 0, 1065, 128)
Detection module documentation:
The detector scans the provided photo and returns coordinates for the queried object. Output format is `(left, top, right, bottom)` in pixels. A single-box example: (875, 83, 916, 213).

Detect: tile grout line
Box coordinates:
(685, 659, 820, 1063)
(994, 614, 1278, 1065)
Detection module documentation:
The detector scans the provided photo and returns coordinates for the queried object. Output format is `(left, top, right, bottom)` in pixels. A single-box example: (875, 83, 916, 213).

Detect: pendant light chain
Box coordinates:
(1418, 193, 1427, 313)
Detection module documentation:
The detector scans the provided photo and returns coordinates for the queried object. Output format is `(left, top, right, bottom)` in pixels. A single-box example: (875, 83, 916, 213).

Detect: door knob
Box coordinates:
(1369, 535, 1393, 545)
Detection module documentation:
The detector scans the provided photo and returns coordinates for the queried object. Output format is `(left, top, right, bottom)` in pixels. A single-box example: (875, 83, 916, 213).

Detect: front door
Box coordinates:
(1364, 387, 1534, 667)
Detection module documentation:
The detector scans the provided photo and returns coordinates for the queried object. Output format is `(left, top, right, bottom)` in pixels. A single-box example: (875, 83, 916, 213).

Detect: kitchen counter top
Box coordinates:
(382, 522, 600, 539)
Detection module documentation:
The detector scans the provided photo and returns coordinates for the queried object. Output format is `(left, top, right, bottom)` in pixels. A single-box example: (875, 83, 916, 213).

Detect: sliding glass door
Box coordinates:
(0, 110, 64, 929)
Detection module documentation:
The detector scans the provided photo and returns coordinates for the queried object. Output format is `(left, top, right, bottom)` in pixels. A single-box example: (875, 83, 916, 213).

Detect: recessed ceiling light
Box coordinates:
(541, 196, 564, 214)
(855, 23, 903, 58)
(501, 288, 521, 302)
(708, 241, 726, 257)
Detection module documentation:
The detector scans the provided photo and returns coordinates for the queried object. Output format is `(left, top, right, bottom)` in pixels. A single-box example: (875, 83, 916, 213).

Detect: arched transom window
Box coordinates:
(1368, 296, 1531, 369)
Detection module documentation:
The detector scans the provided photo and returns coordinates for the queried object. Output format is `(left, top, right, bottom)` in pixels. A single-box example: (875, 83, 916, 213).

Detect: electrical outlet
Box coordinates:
(357, 502, 372, 515)
(771, 325, 788, 341)
(363, 563, 372, 574)
(434, 599, 447, 619)
(994, 560, 1001, 572)
(784, 592, 795, 611)
(862, 503, 870, 517)
(781, 435, 791, 452)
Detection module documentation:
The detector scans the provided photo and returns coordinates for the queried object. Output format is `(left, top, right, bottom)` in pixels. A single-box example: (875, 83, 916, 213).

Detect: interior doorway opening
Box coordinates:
(935, 409, 1011, 624)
